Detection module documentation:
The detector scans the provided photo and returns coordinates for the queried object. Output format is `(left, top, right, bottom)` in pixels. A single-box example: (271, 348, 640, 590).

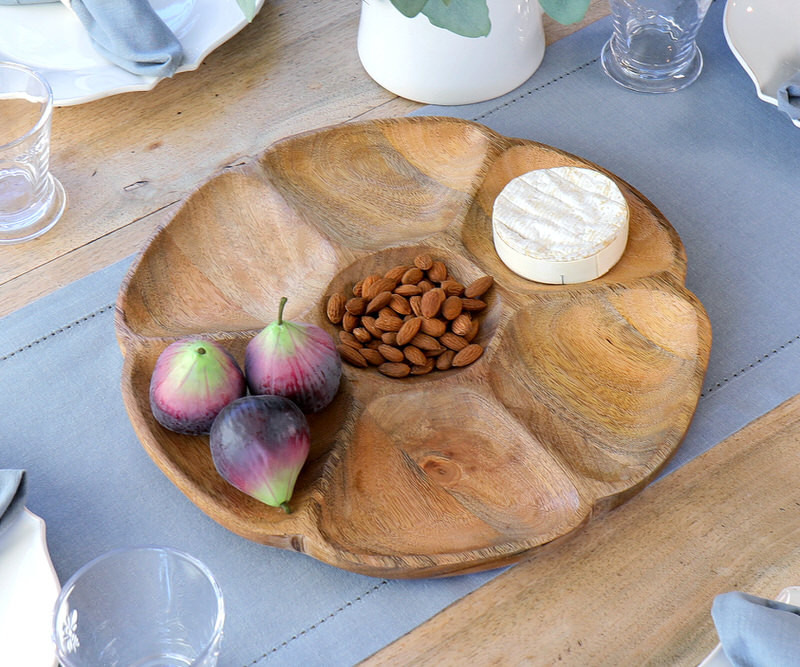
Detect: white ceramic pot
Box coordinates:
(357, 0, 546, 106)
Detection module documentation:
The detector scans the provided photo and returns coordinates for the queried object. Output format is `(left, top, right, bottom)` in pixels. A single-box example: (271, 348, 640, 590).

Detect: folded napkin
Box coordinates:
(712, 591, 800, 667)
(0, 469, 26, 539)
(0, 0, 184, 78)
(777, 72, 800, 122)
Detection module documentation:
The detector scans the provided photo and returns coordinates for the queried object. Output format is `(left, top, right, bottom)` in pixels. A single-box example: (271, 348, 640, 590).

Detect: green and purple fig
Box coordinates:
(209, 394, 310, 513)
(245, 297, 341, 413)
(150, 338, 246, 435)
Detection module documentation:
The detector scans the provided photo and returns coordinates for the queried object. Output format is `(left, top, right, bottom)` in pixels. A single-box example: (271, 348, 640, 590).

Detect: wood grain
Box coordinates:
(115, 117, 711, 578)
(363, 392, 800, 665)
(0, 0, 611, 318)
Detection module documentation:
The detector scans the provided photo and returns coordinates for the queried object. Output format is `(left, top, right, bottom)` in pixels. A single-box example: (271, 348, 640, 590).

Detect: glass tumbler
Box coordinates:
(0, 61, 66, 244)
(601, 0, 713, 93)
(0, 62, 67, 244)
(53, 547, 225, 667)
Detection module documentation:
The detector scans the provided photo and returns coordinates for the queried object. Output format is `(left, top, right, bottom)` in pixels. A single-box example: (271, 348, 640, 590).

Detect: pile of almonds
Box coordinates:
(326, 254, 493, 378)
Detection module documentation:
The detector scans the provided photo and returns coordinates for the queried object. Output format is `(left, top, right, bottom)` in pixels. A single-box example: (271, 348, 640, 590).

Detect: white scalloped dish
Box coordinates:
(0, 0, 264, 106)
(723, 0, 800, 127)
(0, 509, 60, 666)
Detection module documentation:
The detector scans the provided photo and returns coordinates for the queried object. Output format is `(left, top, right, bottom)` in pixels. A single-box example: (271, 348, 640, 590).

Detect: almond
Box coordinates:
(440, 279, 465, 296)
(360, 347, 385, 365)
(440, 331, 468, 351)
(342, 312, 359, 332)
(326, 293, 346, 324)
(375, 313, 403, 332)
(345, 296, 367, 316)
(388, 293, 412, 316)
(452, 343, 483, 367)
(360, 273, 382, 297)
(420, 317, 447, 337)
(338, 330, 362, 349)
(410, 358, 435, 375)
(451, 313, 472, 336)
(465, 319, 480, 342)
(401, 267, 424, 284)
(364, 277, 397, 301)
(394, 283, 422, 297)
(361, 315, 382, 338)
(461, 298, 487, 312)
(409, 332, 441, 351)
(427, 260, 448, 283)
(464, 275, 494, 299)
(352, 279, 364, 297)
(413, 253, 433, 270)
(396, 316, 422, 346)
(417, 279, 435, 293)
(403, 345, 427, 366)
(352, 327, 372, 344)
(421, 287, 446, 318)
(381, 331, 398, 345)
(385, 264, 411, 283)
(377, 344, 405, 363)
(435, 349, 456, 371)
(441, 295, 463, 320)
(337, 344, 368, 368)
(409, 295, 423, 317)
(366, 290, 393, 314)
(378, 362, 411, 378)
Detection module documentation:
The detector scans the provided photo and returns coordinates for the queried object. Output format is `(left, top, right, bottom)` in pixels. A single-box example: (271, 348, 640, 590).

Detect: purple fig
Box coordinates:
(150, 338, 246, 435)
(245, 297, 341, 413)
(209, 394, 310, 513)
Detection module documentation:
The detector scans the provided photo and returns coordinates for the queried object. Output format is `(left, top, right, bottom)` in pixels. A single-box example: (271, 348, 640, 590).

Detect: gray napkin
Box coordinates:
(0, 469, 26, 539)
(712, 591, 800, 667)
(0, 0, 184, 78)
(777, 73, 800, 122)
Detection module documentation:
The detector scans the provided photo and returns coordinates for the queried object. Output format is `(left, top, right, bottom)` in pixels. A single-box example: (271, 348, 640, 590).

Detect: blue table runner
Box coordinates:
(3, 2, 800, 664)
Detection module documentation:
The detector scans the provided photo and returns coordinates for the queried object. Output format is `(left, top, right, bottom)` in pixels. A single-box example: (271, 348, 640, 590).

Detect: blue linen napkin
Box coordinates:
(712, 591, 800, 667)
(0, 0, 184, 77)
(777, 73, 800, 122)
(0, 469, 26, 539)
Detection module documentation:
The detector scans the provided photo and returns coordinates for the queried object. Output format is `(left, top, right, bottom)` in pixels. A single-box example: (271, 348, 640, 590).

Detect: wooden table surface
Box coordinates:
(4, 1, 798, 664)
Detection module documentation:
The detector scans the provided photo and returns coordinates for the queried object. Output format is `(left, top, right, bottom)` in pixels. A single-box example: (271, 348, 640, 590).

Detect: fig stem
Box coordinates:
(280, 501, 292, 514)
(277, 296, 288, 326)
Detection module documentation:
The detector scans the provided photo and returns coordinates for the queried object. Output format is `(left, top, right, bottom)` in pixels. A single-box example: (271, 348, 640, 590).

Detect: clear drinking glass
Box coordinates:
(0, 61, 66, 244)
(53, 547, 225, 667)
(601, 0, 713, 93)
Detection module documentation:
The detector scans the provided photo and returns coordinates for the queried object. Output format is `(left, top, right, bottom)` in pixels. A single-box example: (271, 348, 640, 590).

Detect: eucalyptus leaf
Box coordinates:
(236, 0, 257, 21)
(389, 0, 429, 18)
(537, 0, 591, 25)
(421, 0, 491, 38)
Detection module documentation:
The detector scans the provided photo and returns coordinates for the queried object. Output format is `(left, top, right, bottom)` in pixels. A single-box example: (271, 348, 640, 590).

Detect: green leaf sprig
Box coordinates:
(390, 0, 590, 38)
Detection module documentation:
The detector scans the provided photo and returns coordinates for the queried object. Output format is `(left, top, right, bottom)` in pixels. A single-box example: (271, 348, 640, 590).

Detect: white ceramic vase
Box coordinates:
(357, 0, 546, 106)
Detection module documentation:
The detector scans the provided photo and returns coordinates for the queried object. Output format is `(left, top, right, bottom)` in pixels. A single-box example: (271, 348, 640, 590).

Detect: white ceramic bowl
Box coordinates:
(723, 0, 800, 127)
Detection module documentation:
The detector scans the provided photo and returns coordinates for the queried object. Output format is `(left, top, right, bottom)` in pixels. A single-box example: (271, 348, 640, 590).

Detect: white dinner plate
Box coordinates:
(723, 0, 800, 127)
(0, 0, 264, 106)
(0, 509, 61, 667)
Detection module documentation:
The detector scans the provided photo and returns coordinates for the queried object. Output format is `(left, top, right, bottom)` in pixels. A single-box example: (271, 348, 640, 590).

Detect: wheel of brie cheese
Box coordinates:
(492, 166, 629, 284)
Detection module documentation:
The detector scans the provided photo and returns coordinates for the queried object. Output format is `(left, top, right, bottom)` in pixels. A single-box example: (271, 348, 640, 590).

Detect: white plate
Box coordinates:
(723, 0, 800, 127)
(0, 509, 61, 667)
(698, 586, 800, 667)
(0, 0, 264, 106)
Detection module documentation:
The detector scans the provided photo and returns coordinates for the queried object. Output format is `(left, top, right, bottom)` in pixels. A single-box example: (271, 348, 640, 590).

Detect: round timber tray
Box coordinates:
(115, 117, 712, 578)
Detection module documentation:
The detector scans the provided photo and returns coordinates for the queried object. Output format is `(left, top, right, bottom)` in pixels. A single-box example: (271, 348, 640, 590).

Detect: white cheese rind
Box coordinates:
(492, 167, 629, 284)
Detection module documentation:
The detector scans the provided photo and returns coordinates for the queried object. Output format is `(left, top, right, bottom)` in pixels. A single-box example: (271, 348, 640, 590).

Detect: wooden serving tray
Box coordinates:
(115, 117, 711, 578)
